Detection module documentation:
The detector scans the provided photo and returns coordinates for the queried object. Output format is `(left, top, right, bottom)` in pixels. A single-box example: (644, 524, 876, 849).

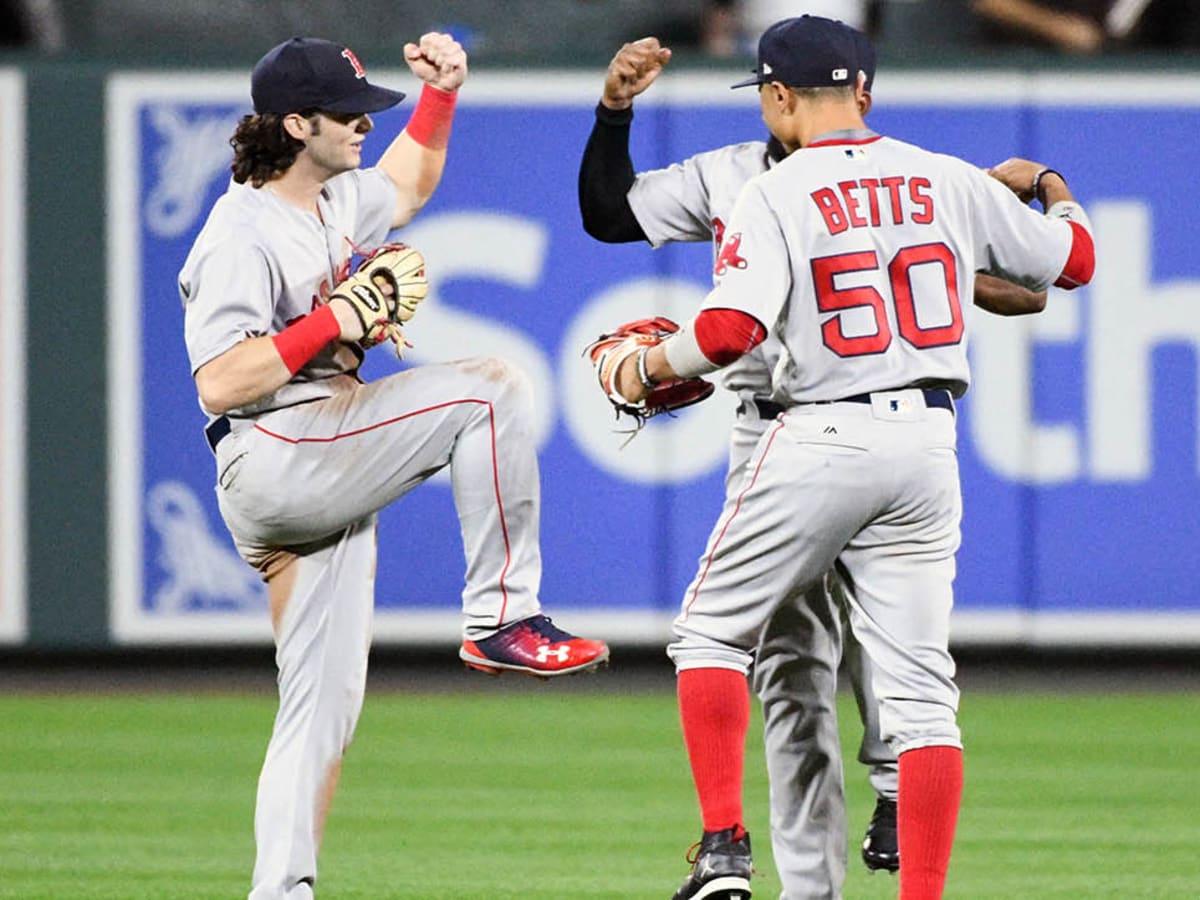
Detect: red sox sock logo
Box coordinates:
(714, 232, 748, 276)
(536, 644, 570, 664)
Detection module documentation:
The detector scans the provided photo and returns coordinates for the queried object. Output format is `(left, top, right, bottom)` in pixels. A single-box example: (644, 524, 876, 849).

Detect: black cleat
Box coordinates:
(862, 797, 900, 873)
(672, 828, 753, 900)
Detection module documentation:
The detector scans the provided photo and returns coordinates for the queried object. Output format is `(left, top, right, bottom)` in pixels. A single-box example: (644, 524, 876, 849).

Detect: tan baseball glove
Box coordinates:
(329, 242, 429, 355)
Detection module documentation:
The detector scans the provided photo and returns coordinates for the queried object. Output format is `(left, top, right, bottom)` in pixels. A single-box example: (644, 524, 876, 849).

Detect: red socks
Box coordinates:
(898, 745, 964, 900)
(677, 668, 750, 835)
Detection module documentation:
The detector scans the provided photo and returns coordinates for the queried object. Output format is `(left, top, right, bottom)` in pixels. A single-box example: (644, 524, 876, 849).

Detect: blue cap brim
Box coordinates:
(730, 73, 762, 89)
(321, 83, 407, 114)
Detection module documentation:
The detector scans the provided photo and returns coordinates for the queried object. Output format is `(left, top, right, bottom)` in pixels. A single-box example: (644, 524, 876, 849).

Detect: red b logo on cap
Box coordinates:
(341, 48, 366, 78)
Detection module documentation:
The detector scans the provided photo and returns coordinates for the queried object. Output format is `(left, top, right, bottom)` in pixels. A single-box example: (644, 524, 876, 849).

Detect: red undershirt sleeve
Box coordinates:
(1054, 220, 1095, 289)
(693, 308, 768, 366)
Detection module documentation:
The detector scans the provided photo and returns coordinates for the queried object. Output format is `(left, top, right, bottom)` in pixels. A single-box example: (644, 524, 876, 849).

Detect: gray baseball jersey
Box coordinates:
(629, 139, 895, 898)
(703, 134, 1073, 403)
(181, 168, 395, 415)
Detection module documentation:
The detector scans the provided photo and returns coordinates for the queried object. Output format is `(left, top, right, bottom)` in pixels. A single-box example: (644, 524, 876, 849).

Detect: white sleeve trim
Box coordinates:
(663, 323, 722, 379)
(1046, 200, 1093, 235)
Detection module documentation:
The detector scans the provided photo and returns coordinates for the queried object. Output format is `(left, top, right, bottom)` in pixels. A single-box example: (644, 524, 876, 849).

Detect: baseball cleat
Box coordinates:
(671, 828, 753, 900)
(459, 614, 609, 678)
(862, 797, 900, 873)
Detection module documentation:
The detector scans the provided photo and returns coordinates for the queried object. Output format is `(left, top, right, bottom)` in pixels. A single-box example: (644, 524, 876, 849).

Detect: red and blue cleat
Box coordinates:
(460, 614, 609, 678)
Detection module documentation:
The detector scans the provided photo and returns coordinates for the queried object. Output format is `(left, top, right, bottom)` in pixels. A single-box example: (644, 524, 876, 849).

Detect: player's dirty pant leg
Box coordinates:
(751, 583, 848, 900)
(248, 518, 376, 900)
(220, 361, 544, 641)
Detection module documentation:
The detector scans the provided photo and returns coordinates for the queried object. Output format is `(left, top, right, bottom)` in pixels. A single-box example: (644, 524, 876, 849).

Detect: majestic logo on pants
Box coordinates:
(536, 645, 570, 663)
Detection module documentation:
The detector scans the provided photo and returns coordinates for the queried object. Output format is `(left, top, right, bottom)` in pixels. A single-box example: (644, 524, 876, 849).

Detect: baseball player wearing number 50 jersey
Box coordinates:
(582, 26, 1049, 900)
(179, 36, 607, 900)
(580, 33, 896, 899)
(603, 16, 1095, 900)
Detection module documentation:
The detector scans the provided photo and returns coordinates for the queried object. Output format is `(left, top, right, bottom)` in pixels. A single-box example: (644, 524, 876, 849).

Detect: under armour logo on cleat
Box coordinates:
(536, 645, 570, 663)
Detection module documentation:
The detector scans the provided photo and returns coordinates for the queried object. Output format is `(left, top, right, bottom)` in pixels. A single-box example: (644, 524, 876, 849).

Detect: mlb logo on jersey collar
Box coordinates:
(731, 15, 865, 90)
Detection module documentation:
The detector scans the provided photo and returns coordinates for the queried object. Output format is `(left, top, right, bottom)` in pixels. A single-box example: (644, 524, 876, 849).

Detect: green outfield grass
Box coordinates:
(1, 684, 1197, 898)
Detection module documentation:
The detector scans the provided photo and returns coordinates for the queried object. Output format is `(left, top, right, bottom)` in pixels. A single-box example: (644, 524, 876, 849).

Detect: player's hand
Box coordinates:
(328, 295, 367, 343)
(986, 157, 1046, 203)
(328, 278, 399, 343)
(602, 37, 672, 111)
(405, 32, 467, 92)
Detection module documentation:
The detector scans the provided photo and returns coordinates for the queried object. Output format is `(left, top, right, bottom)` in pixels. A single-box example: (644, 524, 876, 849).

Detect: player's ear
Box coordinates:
(766, 81, 791, 109)
(281, 112, 313, 142)
(855, 71, 872, 115)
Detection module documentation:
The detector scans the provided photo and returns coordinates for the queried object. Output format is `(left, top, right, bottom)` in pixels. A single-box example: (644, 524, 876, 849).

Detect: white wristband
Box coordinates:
(635, 346, 657, 388)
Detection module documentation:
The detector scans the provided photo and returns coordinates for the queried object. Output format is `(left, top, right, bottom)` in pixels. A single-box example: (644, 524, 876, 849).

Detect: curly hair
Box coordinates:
(229, 112, 314, 187)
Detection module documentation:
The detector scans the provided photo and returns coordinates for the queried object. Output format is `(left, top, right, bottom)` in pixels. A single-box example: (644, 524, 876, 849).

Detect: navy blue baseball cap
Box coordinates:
(251, 37, 406, 115)
(732, 15, 872, 90)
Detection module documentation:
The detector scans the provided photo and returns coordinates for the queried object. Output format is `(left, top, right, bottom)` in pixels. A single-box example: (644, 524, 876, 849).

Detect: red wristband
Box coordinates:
(405, 84, 457, 149)
(271, 304, 340, 375)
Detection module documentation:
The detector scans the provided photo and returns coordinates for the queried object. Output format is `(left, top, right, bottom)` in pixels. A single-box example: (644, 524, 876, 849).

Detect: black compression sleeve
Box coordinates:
(578, 103, 648, 244)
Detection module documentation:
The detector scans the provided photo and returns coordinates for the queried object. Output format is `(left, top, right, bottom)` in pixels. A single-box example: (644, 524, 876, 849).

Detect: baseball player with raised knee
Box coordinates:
(589, 15, 1093, 900)
(180, 35, 608, 900)
(580, 28, 1047, 900)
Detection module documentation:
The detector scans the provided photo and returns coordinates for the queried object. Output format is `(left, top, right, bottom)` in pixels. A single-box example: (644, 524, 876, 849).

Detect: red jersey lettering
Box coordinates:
(838, 181, 869, 228)
(880, 176, 906, 225)
(811, 187, 849, 235)
(814, 177, 936, 233)
(858, 177, 883, 226)
(909, 177, 934, 225)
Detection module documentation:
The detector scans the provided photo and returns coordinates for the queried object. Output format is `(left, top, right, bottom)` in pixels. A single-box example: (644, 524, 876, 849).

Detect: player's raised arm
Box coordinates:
(376, 32, 467, 228)
(578, 38, 671, 243)
(987, 156, 1096, 289)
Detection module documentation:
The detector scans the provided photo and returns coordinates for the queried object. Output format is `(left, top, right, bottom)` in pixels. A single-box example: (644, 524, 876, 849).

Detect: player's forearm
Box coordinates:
(194, 304, 352, 413)
(973, 272, 1046, 316)
(378, 135, 447, 227)
(379, 85, 457, 227)
(614, 309, 765, 401)
(194, 336, 299, 414)
(614, 342, 677, 404)
(579, 103, 647, 243)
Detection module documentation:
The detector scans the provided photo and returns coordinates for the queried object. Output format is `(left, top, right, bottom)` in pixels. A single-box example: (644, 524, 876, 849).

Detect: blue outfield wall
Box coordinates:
(105, 70, 1200, 647)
